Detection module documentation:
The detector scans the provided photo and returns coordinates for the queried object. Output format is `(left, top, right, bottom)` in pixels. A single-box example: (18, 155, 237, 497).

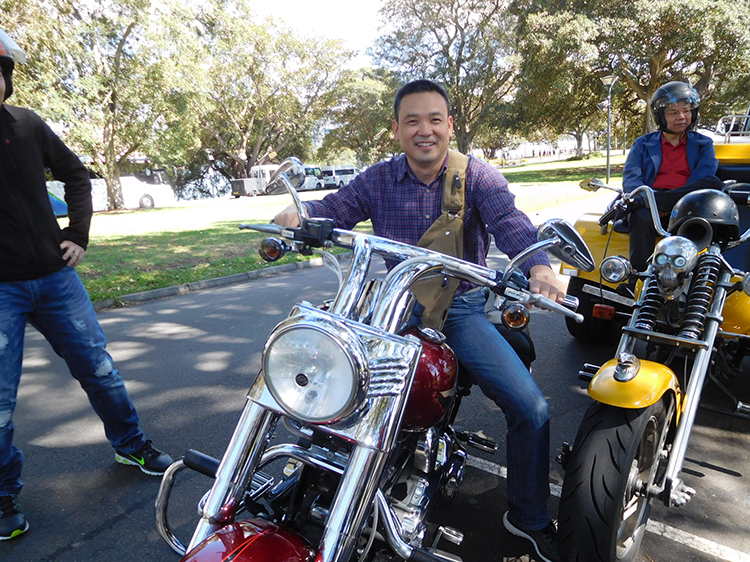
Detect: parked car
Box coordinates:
(299, 164, 325, 191)
(231, 164, 280, 197)
(321, 165, 361, 189)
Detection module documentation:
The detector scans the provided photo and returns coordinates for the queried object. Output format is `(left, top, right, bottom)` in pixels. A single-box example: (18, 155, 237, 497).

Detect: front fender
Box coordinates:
(588, 358, 680, 409)
(181, 519, 315, 562)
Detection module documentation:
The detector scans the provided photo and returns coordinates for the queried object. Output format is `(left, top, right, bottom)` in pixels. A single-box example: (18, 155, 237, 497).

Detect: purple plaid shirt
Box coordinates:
(304, 153, 549, 294)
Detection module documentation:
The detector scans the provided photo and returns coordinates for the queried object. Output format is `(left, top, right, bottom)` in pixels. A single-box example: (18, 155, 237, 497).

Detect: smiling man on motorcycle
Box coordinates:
(275, 79, 566, 562)
(623, 81, 724, 280)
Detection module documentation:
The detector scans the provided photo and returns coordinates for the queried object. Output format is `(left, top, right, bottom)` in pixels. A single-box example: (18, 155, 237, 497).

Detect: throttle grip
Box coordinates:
(598, 204, 620, 227)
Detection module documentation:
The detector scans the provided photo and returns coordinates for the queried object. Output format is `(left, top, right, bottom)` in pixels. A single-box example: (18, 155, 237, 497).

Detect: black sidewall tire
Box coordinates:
(559, 398, 671, 562)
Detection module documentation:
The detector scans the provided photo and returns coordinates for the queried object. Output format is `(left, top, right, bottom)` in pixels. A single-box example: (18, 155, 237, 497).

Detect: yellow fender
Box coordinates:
(589, 358, 681, 410)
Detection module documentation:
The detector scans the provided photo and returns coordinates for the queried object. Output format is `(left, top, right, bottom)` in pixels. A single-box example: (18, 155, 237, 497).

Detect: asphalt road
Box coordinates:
(5, 239, 750, 562)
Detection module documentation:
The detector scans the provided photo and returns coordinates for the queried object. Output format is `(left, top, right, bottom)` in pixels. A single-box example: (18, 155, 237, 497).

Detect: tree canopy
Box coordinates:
(372, 0, 518, 153)
(5, 0, 750, 206)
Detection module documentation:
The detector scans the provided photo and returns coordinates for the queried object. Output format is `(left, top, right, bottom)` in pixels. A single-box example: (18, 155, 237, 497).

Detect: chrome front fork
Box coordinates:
(187, 398, 276, 552)
(181, 396, 388, 562)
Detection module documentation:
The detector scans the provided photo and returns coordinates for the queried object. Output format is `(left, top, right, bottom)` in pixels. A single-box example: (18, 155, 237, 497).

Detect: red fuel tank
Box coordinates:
(401, 326, 458, 432)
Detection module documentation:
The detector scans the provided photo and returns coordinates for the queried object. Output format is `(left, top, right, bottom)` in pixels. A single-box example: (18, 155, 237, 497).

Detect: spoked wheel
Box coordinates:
(558, 397, 674, 562)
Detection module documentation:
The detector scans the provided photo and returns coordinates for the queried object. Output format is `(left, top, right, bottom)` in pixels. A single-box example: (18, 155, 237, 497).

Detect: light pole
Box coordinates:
(600, 75, 618, 183)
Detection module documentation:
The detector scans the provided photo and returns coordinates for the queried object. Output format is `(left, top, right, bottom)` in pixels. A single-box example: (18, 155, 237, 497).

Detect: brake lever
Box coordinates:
(526, 293, 585, 323)
(499, 284, 584, 324)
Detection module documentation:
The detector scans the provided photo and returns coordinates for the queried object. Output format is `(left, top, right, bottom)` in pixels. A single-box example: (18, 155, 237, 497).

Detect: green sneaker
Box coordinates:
(115, 440, 173, 476)
(0, 495, 29, 541)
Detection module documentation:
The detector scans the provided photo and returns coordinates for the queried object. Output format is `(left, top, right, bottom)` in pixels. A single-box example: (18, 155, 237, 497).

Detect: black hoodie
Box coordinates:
(0, 104, 92, 281)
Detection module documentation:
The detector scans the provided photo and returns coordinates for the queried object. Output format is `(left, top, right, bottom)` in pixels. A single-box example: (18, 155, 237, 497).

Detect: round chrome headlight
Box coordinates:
(599, 256, 632, 284)
(263, 323, 368, 424)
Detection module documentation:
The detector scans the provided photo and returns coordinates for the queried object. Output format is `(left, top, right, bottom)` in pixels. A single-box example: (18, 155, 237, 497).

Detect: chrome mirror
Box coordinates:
(265, 157, 309, 224)
(266, 157, 306, 194)
(579, 178, 620, 193)
(537, 219, 596, 272)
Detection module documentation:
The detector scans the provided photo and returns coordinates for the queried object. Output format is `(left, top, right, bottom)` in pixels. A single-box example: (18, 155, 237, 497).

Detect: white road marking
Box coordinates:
(466, 456, 750, 562)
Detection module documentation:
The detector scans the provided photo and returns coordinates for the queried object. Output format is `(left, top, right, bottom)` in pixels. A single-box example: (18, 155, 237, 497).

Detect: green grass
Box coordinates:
(71, 155, 624, 304)
(497, 154, 626, 184)
(75, 192, 374, 303)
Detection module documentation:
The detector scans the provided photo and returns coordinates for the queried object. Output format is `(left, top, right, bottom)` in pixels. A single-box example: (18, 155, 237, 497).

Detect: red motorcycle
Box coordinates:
(155, 158, 595, 562)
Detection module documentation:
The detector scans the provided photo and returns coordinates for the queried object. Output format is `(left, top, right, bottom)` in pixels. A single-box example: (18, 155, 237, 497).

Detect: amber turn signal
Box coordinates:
(593, 303, 615, 321)
(501, 303, 530, 330)
(259, 238, 286, 262)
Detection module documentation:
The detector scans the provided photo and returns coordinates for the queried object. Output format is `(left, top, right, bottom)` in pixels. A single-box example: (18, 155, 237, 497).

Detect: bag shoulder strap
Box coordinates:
(442, 149, 469, 216)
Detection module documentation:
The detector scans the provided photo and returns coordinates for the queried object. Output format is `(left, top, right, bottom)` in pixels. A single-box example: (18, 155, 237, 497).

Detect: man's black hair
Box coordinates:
(393, 80, 451, 121)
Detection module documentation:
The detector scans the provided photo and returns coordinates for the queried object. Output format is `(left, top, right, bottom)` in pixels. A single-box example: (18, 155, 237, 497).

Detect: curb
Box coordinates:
(93, 252, 352, 312)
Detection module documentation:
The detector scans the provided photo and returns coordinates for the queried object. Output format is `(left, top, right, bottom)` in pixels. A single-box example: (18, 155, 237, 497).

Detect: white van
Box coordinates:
(231, 164, 280, 197)
(299, 164, 324, 191)
(120, 170, 176, 209)
(321, 165, 361, 189)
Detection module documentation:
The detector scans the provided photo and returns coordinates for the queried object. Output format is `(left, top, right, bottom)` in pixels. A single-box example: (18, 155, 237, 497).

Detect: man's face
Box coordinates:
(664, 101, 693, 135)
(392, 91, 453, 170)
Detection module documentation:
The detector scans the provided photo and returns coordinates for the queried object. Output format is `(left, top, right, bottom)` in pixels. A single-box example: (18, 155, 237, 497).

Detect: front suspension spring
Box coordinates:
(678, 253, 722, 340)
(635, 275, 663, 331)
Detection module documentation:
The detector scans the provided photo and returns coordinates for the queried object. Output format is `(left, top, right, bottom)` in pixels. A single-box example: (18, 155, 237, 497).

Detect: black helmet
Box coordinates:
(668, 189, 740, 244)
(0, 29, 27, 101)
(650, 81, 700, 133)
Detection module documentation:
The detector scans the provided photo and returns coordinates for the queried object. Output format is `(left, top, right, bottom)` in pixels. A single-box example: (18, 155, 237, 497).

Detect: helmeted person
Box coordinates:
(622, 81, 723, 278)
(0, 28, 172, 541)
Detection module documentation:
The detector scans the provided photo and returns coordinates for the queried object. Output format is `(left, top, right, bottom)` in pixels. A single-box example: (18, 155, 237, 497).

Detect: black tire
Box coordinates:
(139, 194, 154, 209)
(565, 277, 622, 344)
(558, 398, 673, 562)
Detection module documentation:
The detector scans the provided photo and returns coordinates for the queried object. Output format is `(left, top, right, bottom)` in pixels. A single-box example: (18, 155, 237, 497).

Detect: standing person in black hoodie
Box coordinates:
(0, 29, 172, 541)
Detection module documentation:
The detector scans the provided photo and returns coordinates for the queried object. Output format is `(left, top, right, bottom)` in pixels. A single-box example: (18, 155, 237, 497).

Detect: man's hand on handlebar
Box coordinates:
(273, 204, 301, 228)
(528, 264, 566, 304)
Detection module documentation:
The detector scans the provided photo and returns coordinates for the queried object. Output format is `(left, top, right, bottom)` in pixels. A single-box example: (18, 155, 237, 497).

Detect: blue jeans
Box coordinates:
(442, 288, 551, 530)
(0, 267, 144, 496)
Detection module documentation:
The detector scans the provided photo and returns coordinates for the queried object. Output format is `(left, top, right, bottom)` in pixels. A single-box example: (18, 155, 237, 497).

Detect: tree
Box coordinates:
(606, 0, 750, 133)
(317, 69, 401, 167)
(7, 0, 189, 209)
(373, 0, 518, 153)
(5, 0, 351, 206)
(470, 99, 522, 159)
(172, 0, 351, 181)
(511, 11, 608, 156)
(512, 0, 750, 137)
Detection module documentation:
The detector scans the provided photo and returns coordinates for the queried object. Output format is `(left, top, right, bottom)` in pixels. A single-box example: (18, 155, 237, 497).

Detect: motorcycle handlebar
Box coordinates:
(240, 222, 585, 321)
(525, 292, 584, 324)
(598, 186, 670, 238)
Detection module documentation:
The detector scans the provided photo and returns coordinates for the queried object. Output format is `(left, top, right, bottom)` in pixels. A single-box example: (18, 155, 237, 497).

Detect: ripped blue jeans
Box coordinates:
(0, 267, 144, 496)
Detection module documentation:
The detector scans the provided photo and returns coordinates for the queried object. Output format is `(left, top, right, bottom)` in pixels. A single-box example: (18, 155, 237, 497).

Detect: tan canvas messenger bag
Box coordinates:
(410, 149, 469, 330)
